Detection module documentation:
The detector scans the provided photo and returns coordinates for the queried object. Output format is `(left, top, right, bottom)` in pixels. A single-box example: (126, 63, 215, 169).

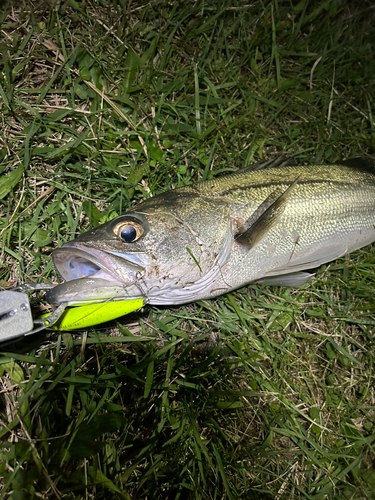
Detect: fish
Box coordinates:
(46, 157, 375, 306)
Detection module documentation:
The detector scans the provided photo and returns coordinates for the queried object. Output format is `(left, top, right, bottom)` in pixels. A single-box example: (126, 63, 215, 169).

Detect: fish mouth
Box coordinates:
(47, 243, 149, 305)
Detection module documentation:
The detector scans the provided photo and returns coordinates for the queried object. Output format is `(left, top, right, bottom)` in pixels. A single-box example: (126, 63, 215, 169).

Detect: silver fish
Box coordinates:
(47, 158, 375, 306)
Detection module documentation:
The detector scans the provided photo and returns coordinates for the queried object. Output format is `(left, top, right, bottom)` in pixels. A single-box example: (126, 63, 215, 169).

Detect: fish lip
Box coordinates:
(51, 242, 148, 284)
(45, 277, 144, 306)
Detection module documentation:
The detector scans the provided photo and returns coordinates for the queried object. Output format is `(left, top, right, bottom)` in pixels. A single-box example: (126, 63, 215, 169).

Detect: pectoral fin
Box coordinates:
(235, 176, 300, 250)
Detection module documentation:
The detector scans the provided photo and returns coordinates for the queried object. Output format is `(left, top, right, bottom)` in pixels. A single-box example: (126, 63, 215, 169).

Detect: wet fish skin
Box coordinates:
(47, 158, 375, 306)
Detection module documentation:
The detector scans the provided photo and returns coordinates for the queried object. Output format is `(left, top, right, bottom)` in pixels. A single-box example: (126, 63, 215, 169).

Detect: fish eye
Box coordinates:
(121, 225, 137, 242)
(113, 220, 144, 243)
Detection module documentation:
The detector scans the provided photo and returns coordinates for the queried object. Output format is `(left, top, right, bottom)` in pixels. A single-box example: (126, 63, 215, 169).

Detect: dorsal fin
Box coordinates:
(241, 156, 375, 175)
(239, 156, 297, 173)
(335, 157, 375, 175)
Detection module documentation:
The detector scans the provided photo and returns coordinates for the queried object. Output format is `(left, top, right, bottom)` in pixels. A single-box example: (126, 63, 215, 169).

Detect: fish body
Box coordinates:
(47, 158, 375, 306)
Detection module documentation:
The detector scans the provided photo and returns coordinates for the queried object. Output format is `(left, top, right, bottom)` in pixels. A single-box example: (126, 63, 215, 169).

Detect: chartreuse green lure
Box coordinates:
(40, 299, 145, 330)
(1, 285, 146, 342)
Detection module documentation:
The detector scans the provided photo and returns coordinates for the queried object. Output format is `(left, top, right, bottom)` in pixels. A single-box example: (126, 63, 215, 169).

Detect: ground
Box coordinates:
(0, 0, 375, 499)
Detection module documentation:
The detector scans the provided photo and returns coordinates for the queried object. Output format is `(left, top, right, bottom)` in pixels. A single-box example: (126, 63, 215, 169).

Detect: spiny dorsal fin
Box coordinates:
(235, 175, 300, 250)
(240, 156, 375, 175)
(240, 156, 297, 173)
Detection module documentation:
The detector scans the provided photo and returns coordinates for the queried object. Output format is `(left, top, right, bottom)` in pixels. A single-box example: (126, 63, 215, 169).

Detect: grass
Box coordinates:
(1, 0, 375, 498)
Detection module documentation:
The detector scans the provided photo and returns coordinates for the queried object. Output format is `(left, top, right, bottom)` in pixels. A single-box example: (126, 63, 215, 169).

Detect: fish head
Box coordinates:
(47, 191, 231, 305)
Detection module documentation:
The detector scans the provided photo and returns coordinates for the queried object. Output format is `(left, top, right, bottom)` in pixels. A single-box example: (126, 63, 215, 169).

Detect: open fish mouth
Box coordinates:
(51, 244, 147, 283)
(46, 243, 149, 305)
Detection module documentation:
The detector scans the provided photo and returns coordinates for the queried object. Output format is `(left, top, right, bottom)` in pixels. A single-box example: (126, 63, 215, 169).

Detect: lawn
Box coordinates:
(0, 0, 375, 498)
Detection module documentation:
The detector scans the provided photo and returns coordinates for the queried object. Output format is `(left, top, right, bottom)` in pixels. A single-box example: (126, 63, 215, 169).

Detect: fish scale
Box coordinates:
(47, 159, 375, 306)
